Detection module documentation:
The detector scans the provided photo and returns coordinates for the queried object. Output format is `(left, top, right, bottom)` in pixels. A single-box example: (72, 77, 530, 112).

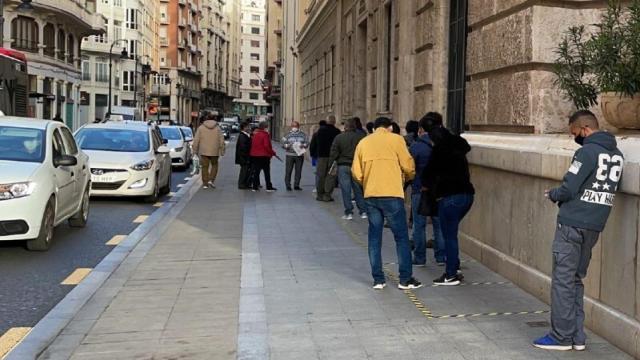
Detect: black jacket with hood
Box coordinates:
(550, 131, 624, 232)
(421, 127, 475, 199)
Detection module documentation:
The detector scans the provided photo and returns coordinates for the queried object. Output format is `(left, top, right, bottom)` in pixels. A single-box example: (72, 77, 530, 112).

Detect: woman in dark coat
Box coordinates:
(235, 122, 252, 189)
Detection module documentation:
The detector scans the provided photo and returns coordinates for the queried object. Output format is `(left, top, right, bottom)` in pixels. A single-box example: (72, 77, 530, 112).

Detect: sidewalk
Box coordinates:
(33, 143, 630, 360)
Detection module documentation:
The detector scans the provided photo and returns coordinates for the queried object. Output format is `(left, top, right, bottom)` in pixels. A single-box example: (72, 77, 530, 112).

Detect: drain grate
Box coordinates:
(526, 321, 550, 328)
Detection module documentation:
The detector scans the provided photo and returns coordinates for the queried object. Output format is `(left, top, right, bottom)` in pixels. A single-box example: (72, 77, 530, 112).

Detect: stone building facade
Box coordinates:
(295, 0, 640, 357)
(264, 0, 282, 139)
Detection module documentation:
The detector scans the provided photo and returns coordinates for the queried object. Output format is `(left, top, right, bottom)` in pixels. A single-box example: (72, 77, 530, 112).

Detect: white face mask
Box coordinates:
(291, 127, 300, 132)
(24, 139, 38, 153)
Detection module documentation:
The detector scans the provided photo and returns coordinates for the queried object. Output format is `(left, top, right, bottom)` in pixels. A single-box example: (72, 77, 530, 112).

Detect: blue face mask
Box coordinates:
(574, 135, 585, 146)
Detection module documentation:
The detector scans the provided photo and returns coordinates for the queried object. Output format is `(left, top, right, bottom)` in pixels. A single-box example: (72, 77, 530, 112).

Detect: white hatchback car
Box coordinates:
(74, 121, 172, 202)
(0, 118, 91, 251)
(159, 126, 191, 170)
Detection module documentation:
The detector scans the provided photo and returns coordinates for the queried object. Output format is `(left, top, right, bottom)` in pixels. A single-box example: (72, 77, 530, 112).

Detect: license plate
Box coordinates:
(92, 175, 115, 183)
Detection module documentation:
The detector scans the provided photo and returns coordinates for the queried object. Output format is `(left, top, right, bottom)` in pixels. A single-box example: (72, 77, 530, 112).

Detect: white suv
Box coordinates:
(0, 118, 91, 251)
(74, 121, 172, 202)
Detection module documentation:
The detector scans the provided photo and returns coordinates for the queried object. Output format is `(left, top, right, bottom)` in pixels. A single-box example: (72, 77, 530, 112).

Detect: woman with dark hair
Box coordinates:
(404, 120, 419, 147)
(421, 125, 475, 286)
(391, 122, 401, 135)
(353, 117, 367, 135)
(365, 122, 375, 134)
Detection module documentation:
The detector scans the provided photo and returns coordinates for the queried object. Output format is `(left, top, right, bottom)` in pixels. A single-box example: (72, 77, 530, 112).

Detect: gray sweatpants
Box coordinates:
(550, 222, 599, 345)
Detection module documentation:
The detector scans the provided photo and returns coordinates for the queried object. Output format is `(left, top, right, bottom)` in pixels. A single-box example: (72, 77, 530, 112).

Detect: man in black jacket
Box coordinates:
(329, 118, 366, 219)
(310, 115, 342, 201)
(235, 122, 252, 189)
(534, 110, 624, 351)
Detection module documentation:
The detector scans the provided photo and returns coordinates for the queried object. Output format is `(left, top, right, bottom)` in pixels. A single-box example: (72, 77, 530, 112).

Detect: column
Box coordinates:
(60, 80, 68, 124)
(36, 76, 44, 119)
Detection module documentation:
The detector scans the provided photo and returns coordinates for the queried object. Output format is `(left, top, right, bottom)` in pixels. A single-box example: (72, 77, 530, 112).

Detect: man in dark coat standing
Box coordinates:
(310, 115, 341, 201)
(235, 122, 252, 189)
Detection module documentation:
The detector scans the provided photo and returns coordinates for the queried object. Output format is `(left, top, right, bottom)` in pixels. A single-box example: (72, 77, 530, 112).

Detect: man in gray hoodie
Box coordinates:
(192, 113, 225, 189)
(534, 110, 624, 351)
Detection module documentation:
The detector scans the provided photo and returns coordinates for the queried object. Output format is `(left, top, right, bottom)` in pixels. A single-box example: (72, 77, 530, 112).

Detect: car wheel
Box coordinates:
(69, 185, 90, 228)
(160, 170, 171, 195)
(145, 174, 160, 203)
(27, 197, 55, 251)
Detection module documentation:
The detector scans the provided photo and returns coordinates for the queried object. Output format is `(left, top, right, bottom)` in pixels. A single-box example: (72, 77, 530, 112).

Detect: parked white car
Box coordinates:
(0, 117, 91, 251)
(159, 125, 191, 170)
(74, 121, 172, 202)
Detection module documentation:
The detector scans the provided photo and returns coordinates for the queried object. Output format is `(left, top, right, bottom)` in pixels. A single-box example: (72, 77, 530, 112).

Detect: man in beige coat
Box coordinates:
(192, 113, 226, 189)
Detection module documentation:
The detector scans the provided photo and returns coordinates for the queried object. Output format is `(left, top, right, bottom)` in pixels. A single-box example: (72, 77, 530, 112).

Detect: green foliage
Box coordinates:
(553, 0, 640, 109)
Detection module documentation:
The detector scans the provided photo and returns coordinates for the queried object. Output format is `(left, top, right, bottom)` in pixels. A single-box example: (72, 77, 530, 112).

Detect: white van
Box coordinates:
(109, 106, 141, 121)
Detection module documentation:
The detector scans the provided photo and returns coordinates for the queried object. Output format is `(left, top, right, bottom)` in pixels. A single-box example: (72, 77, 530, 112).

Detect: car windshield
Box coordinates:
(0, 126, 45, 163)
(180, 127, 193, 138)
(160, 127, 183, 140)
(75, 128, 150, 152)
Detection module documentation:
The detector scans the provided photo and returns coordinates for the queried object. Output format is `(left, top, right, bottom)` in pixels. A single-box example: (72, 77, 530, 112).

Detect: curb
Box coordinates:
(5, 176, 202, 360)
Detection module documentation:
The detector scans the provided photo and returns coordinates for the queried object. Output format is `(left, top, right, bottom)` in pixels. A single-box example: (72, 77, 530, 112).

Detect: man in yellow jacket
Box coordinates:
(352, 117, 422, 290)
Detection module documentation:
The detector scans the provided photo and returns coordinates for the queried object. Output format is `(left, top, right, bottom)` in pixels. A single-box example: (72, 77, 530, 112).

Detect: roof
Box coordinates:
(82, 121, 150, 131)
(0, 117, 57, 130)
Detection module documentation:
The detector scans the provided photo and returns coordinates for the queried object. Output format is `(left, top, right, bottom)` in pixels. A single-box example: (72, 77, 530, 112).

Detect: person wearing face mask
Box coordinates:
(281, 121, 309, 191)
(533, 110, 624, 352)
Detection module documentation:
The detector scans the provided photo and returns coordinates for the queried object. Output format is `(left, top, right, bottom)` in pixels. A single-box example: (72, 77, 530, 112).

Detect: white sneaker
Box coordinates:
(373, 283, 386, 290)
(312, 189, 317, 193)
(573, 344, 586, 351)
(203, 185, 209, 189)
(208, 181, 216, 188)
(342, 214, 353, 220)
(360, 213, 368, 219)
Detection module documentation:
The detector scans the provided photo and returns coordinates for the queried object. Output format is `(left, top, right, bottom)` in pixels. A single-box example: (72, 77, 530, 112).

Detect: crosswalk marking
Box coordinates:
(0, 327, 31, 358)
(106, 235, 127, 246)
(61, 268, 92, 285)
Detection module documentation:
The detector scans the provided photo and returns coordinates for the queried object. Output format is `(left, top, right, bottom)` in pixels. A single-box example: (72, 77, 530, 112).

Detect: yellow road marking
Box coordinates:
(133, 215, 149, 224)
(0, 327, 31, 358)
(106, 235, 127, 246)
(61, 268, 92, 285)
(153, 202, 164, 207)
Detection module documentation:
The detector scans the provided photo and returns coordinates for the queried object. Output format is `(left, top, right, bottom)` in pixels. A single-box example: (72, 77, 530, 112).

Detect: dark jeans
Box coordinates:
(365, 197, 412, 284)
(251, 157, 273, 190)
(337, 165, 366, 215)
(238, 163, 251, 188)
(316, 157, 335, 200)
(438, 193, 474, 277)
(411, 192, 445, 264)
(285, 155, 304, 188)
(550, 223, 599, 346)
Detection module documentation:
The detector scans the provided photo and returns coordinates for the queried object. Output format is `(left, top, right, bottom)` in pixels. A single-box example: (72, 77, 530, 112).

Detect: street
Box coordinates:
(0, 170, 191, 337)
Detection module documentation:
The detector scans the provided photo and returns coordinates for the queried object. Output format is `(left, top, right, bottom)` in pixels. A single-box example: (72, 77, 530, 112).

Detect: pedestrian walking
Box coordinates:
(250, 121, 277, 192)
(409, 116, 445, 267)
(353, 117, 367, 136)
(365, 122, 374, 134)
(420, 113, 474, 286)
(310, 115, 341, 202)
(352, 117, 422, 290)
(192, 113, 225, 189)
(329, 118, 367, 220)
(282, 121, 308, 191)
(533, 110, 624, 351)
(391, 122, 401, 135)
(404, 120, 419, 148)
(235, 122, 252, 189)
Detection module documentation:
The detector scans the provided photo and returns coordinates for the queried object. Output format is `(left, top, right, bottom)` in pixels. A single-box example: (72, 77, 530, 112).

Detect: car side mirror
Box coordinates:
(156, 145, 170, 154)
(162, 138, 168, 144)
(54, 154, 77, 167)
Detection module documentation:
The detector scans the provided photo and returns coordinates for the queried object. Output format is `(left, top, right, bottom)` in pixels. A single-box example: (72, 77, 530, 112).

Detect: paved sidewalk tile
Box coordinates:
(37, 142, 631, 360)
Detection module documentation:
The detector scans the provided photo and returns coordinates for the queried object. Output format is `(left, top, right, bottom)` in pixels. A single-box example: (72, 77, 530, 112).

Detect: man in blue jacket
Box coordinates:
(409, 114, 445, 266)
(534, 110, 624, 351)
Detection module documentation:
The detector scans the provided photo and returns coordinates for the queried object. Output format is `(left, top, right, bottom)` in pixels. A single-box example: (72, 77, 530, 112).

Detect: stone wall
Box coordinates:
(461, 133, 640, 357)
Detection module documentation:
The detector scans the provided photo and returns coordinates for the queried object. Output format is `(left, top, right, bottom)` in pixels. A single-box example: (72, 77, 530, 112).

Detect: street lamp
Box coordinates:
(108, 39, 128, 117)
(134, 54, 151, 108)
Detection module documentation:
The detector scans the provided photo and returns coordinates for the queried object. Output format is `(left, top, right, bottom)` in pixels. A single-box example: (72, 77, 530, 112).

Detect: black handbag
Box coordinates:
(418, 190, 438, 216)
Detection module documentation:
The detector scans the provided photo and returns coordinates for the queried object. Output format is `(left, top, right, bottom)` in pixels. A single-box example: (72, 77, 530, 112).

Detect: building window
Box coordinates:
(249, 93, 259, 100)
(126, 9, 138, 30)
(43, 23, 55, 57)
(114, 21, 122, 41)
(95, 61, 108, 82)
(114, 0, 122, 6)
(67, 34, 75, 64)
(250, 40, 260, 47)
(250, 79, 260, 87)
(122, 71, 135, 91)
(446, 0, 468, 133)
(252, 14, 260, 21)
(251, 27, 260, 35)
(127, 40, 136, 58)
(82, 60, 91, 81)
(382, 3, 392, 112)
(11, 16, 38, 52)
(250, 66, 259, 73)
(250, 53, 260, 60)
(57, 29, 66, 61)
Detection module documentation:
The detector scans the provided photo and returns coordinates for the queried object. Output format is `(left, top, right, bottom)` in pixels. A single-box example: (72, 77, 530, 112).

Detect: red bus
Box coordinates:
(0, 48, 28, 117)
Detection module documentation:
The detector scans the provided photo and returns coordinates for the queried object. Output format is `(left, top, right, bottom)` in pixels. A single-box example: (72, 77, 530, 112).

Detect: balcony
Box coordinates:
(178, 0, 186, 5)
(160, 37, 168, 46)
(178, 40, 187, 49)
(189, 44, 197, 53)
(31, 0, 105, 35)
(178, 18, 186, 28)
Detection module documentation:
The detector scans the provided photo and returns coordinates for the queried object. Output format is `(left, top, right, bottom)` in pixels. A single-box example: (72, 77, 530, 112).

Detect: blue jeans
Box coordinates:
(411, 193, 445, 264)
(338, 165, 366, 215)
(438, 193, 474, 277)
(365, 197, 412, 284)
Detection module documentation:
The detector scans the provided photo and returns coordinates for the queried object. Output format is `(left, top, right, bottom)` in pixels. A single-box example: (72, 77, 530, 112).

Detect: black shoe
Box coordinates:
(433, 273, 461, 286)
(294, 186, 303, 191)
(426, 239, 434, 249)
(286, 186, 293, 191)
(398, 277, 423, 290)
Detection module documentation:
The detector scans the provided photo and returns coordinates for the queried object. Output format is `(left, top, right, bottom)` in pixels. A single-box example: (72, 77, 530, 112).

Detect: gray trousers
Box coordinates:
(316, 157, 336, 200)
(550, 222, 599, 345)
(285, 155, 304, 188)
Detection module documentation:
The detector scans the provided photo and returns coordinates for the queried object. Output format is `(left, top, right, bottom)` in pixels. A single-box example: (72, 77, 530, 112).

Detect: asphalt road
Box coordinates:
(0, 170, 192, 336)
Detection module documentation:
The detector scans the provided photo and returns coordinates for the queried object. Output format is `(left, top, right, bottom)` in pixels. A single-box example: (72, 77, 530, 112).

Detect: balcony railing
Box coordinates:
(160, 37, 168, 46)
(11, 39, 38, 53)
